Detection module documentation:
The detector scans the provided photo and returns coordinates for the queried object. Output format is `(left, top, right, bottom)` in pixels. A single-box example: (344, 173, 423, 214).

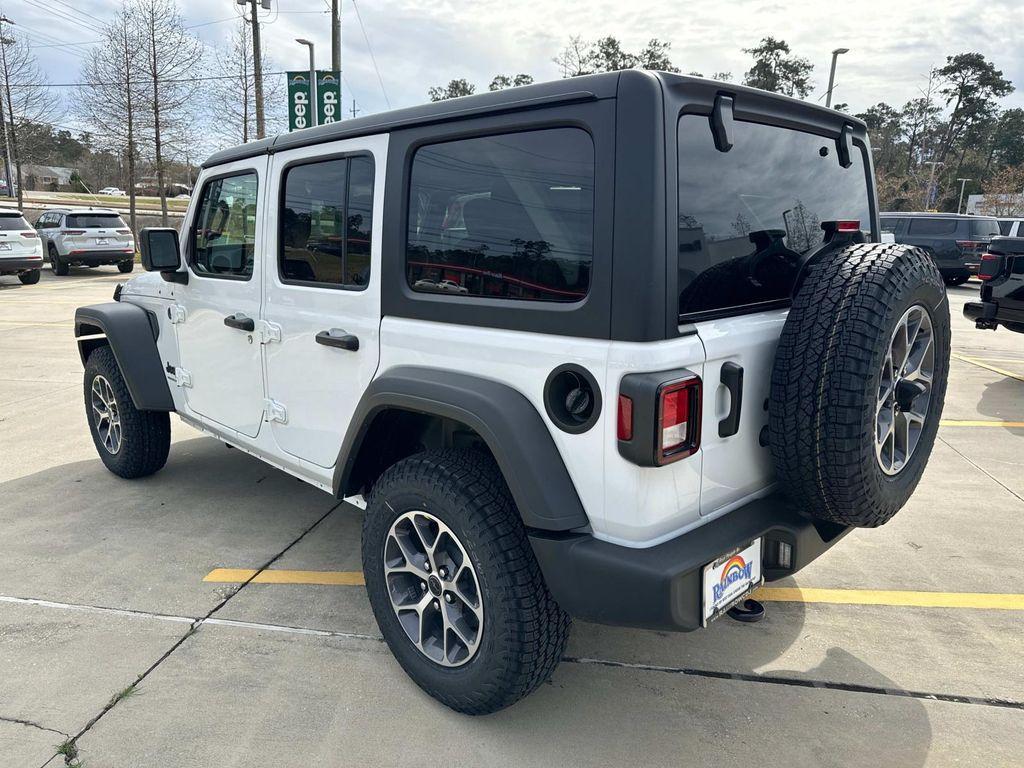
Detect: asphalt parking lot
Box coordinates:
(1, 266, 1022, 767)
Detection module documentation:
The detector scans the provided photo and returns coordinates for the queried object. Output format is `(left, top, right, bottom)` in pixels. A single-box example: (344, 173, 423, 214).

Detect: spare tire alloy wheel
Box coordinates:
(384, 510, 483, 667)
(876, 305, 934, 475)
(90, 374, 122, 454)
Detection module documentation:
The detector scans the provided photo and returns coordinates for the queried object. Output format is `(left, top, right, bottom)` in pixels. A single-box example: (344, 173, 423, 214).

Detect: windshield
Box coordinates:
(677, 115, 872, 319)
(0, 215, 30, 231)
(66, 214, 126, 229)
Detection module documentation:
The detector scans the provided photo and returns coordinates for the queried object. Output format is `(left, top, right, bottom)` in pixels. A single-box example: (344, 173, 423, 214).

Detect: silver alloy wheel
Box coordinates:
(90, 374, 123, 455)
(876, 304, 934, 475)
(384, 510, 483, 667)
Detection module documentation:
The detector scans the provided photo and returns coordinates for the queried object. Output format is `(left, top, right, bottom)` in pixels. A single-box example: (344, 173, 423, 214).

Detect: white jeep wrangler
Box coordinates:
(75, 72, 949, 715)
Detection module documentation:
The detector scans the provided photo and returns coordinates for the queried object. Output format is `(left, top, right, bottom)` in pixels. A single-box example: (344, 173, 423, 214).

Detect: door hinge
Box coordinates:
(167, 304, 186, 324)
(258, 320, 282, 344)
(174, 367, 193, 388)
(264, 398, 288, 424)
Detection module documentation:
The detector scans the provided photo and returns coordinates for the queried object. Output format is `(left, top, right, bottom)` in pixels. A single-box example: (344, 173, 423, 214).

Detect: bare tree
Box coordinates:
(133, 0, 202, 225)
(0, 25, 54, 209)
(209, 19, 285, 147)
(76, 3, 147, 233)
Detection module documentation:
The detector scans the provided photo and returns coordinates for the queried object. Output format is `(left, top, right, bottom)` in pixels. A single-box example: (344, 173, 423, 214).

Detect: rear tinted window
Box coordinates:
(0, 215, 30, 230)
(406, 128, 594, 302)
(677, 115, 871, 318)
(970, 219, 1001, 238)
(906, 218, 957, 236)
(999, 220, 1014, 236)
(66, 214, 126, 229)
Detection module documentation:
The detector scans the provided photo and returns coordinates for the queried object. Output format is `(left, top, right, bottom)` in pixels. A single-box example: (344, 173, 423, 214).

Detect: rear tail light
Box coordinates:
(20, 232, 38, 238)
(616, 395, 633, 441)
(62, 229, 86, 235)
(656, 376, 701, 464)
(835, 220, 861, 232)
(979, 252, 1005, 281)
(117, 229, 131, 235)
(956, 240, 985, 250)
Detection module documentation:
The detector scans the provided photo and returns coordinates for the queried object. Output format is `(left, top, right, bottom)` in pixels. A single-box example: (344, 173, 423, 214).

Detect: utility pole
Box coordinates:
(350, 99, 359, 119)
(245, 0, 266, 139)
(956, 178, 972, 215)
(0, 15, 22, 209)
(331, 0, 341, 73)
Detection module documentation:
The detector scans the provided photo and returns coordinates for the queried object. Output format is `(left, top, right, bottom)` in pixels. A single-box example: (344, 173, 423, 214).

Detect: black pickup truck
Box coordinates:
(964, 236, 1024, 333)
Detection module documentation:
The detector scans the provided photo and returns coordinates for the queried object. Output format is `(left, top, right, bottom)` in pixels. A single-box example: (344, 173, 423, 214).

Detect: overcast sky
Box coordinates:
(9, 0, 1024, 135)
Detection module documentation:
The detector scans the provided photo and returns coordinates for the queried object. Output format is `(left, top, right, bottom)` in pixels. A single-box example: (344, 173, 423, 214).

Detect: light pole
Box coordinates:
(825, 47, 849, 109)
(956, 178, 972, 214)
(296, 39, 317, 128)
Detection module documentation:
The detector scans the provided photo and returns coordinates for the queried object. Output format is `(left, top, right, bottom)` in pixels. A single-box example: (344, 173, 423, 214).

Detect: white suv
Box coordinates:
(73, 72, 950, 715)
(36, 207, 135, 275)
(0, 209, 43, 284)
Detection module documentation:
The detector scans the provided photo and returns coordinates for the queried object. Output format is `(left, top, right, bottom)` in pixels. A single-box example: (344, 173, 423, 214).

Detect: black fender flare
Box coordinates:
(74, 302, 175, 412)
(333, 366, 590, 532)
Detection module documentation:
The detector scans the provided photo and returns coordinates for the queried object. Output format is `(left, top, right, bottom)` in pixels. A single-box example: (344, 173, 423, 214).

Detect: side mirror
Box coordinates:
(139, 227, 182, 272)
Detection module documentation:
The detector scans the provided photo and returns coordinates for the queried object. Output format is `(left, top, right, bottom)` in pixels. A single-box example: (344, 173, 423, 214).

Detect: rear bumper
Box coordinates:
(964, 299, 1024, 329)
(62, 249, 135, 265)
(0, 255, 44, 273)
(529, 493, 850, 632)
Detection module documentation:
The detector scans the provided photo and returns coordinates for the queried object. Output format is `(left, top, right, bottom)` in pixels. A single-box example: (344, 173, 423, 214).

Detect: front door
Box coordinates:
(175, 157, 268, 438)
(261, 135, 386, 468)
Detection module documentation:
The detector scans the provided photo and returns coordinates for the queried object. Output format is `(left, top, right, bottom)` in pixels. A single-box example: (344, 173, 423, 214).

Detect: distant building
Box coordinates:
(966, 193, 1024, 217)
(22, 164, 78, 192)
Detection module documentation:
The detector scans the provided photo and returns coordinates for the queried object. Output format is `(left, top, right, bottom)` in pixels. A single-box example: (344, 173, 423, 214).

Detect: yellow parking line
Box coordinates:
(202, 569, 1024, 610)
(204, 568, 366, 586)
(953, 354, 1024, 383)
(753, 587, 1024, 611)
(940, 419, 1024, 427)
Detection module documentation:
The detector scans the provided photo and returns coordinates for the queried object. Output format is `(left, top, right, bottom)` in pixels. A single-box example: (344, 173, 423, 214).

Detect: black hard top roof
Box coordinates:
(881, 211, 999, 219)
(202, 70, 867, 169)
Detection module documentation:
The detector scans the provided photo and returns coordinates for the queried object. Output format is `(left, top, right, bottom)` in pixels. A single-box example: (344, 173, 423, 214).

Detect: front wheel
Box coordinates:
(84, 346, 171, 478)
(118, 260, 134, 274)
(362, 449, 570, 715)
(18, 269, 40, 285)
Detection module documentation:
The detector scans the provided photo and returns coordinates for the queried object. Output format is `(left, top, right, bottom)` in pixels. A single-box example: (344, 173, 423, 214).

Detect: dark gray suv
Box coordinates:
(880, 212, 1001, 285)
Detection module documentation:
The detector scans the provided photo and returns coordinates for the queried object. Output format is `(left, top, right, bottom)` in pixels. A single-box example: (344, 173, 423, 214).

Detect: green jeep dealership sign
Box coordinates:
(287, 71, 342, 131)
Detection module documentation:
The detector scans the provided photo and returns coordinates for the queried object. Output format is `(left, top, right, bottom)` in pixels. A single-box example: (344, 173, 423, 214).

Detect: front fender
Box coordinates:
(334, 366, 589, 532)
(75, 302, 174, 412)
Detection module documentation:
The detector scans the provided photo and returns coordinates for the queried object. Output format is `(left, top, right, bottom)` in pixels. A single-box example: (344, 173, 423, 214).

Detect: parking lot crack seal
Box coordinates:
(937, 435, 1024, 506)
(564, 656, 1024, 711)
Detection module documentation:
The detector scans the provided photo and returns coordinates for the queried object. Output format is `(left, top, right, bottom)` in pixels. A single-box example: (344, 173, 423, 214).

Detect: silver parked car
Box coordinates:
(35, 207, 136, 275)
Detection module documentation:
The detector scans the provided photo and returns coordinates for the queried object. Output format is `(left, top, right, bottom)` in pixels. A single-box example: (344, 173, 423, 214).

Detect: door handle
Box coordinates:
(316, 329, 359, 351)
(718, 362, 743, 438)
(224, 313, 255, 332)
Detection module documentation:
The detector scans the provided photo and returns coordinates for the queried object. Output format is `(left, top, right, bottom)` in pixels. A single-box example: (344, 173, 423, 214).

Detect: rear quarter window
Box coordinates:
(405, 127, 595, 303)
(676, 115, 872, 319)
(969, 219, 1001, 238)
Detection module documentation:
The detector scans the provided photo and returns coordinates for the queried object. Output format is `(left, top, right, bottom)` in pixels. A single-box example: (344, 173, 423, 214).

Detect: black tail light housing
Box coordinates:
(978, 252, 1005, 281)
(617, 369, 702, 466)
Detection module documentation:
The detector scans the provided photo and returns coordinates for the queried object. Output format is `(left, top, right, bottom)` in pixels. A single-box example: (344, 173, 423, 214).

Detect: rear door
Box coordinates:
(674, 113, 873, 516)
(261, 135, 386, 468)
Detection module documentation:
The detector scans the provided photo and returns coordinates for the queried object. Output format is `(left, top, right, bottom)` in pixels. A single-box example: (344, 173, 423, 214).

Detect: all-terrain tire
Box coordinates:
(84, 345, 171, 478)
(362, 448, 570, 715)
(769, 243, 950, 528)
(118, 260, 134, 273)
(50, 245, 69, 276)
(18, 269, 40, 285)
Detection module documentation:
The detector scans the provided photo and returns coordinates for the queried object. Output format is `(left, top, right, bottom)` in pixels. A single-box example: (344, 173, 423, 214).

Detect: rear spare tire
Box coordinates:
(769, 243, 950, 528)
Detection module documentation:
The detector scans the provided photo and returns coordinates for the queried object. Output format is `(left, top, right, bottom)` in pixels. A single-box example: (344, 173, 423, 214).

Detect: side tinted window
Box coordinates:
(907, 218, 957, 236)
(880, 217, 898, 233)
(191, 172, 258, 278)
(999, 220, 1013, 236)
(280, 155, 375, 288)
(406, 128, 594, 302)
(677, 115, 871, 318)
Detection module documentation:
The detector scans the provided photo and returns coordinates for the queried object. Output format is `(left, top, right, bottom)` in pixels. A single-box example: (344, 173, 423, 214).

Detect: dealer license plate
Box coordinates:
(95, 237, 109, 245)
(701, 538, 763, 626)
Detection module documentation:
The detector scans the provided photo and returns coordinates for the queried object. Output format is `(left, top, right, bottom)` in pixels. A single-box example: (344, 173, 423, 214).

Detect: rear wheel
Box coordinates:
(84, 346, 171, 478)
(118, 260, 134, 273)
(50, 245, 68, 276)
(769, 243, 950, 528)
(362, 449, 570, 715)
(18, 269, 40, 285)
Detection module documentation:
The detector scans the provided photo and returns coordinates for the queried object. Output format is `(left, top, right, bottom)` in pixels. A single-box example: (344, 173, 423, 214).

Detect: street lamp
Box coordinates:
(296, 38, 317, 128)
(825, 47, 849, 109)
(956, 178, 972, 214)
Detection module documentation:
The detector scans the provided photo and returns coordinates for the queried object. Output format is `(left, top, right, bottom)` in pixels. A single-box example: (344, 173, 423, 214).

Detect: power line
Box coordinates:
(19, 0, 106, 35)
(350, 0, 390, 108)
(7, 71, 290, 89)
